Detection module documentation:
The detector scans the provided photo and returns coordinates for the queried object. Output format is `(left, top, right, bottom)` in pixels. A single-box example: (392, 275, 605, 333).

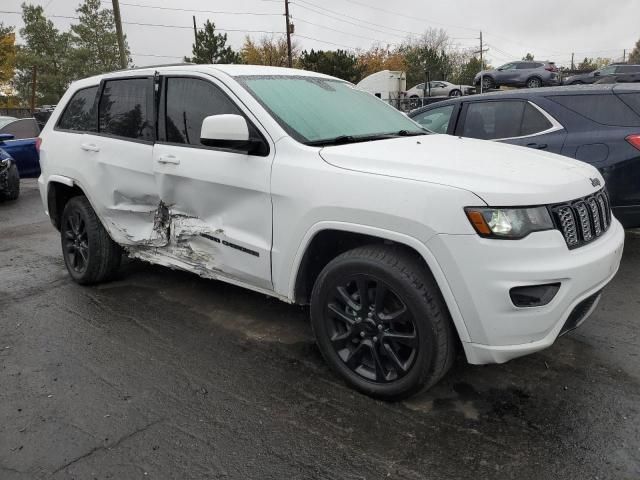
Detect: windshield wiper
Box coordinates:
(395, 129, 428, 136)
(306, 134, 388, 147)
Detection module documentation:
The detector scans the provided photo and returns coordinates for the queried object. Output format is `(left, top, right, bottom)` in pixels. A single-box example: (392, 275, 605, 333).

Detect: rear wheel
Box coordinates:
(0, 163, 19, 201)
(481, 76, 494, 90)
(310, 245, 456, 400)
(449, 89, 462, 97)
(61, 196, 122, 285)
(526, 77, 542, 88)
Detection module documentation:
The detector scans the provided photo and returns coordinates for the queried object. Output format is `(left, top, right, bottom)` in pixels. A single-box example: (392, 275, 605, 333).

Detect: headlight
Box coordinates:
(465, 206, 554, 239)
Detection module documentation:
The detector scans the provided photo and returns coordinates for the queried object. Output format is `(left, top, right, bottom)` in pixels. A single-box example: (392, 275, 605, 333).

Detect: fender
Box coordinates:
(287, 221, 471, 343)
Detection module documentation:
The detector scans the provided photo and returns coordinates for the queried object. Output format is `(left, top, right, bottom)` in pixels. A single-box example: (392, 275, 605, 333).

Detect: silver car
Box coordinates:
(474, 61, 560, 90)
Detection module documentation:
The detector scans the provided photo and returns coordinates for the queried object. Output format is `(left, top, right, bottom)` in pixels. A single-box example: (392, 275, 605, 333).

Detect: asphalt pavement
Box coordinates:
(1, 180, 639, 479)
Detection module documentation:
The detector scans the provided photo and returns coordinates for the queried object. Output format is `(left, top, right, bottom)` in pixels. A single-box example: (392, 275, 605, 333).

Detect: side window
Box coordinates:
(164, 77, 242, 146)
(57, 86, 98, 132)
(412, 105, 455, 134)
(462, 101, 525, 140)
(550, 94, 640, 126)
(521, 103, 553, 135)
(501, 63, 517, 71)
(98, 78, 153, 141)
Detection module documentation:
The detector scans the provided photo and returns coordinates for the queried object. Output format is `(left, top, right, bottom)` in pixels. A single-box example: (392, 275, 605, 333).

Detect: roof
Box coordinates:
(409, 83, 640, 115)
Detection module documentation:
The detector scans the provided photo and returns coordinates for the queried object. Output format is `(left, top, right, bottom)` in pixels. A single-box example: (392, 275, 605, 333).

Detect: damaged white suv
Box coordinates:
(39, 65, 624, 399)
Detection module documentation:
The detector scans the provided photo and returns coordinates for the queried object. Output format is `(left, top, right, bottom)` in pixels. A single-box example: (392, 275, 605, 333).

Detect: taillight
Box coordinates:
(545, 66, 558, 72)
(35, 137, 42, 152)
(626, 134, 640, 151)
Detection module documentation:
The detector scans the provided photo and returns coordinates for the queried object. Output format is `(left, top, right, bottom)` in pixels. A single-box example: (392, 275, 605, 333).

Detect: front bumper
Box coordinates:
(427, 218, 625, 364)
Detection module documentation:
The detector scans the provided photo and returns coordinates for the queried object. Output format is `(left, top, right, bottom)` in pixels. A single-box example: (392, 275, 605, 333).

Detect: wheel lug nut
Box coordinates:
(373, 336, 378, 342)
(377, 324, 383, 331)
(360, 331, 365, 338)
(367, 312, 373, 318)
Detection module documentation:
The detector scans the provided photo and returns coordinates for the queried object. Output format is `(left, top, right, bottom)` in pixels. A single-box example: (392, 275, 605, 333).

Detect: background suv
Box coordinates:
(564, 64, 640, 85)
(474, 61, 559, 90)
(409, 84, 640, 227)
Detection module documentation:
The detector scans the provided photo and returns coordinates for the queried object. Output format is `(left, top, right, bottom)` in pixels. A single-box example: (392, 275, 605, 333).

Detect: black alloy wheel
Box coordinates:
(63, 209, 90, 274)
(326, 275, 418, 383)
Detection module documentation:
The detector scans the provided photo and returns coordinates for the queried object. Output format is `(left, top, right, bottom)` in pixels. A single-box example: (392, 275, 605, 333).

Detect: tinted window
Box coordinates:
(99, 78, 153, 140)
(521, 103, 553, 135)
(164, 77, 242, 146)
(412, 105, 455, 133)
(58, 86, 98, 131)
(599, 66, 616, 75)
(619, 93, 640, 115)
(0, 118, 40, 139)
(617, 65, 640, 73)
(550, 94, 640, 126)
(463, 101, 525, 139)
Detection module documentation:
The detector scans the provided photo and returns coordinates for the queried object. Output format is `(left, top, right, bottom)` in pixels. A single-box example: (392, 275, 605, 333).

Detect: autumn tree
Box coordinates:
(298, 49, 362, 82)
(242, 35, 298, 66)
(69, 0, 130, 76)
(185, 20, 241, 64)
(577, 57, 612, 71)
(0, 23, 16, 85)
(629, 39, 640, 64)
(356, 46, 405, 79)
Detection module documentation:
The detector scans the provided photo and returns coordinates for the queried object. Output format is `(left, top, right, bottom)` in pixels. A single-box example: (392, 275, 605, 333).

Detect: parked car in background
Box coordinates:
(594, 71, 640, 84)
(474, 61, 560, 90)
(563, 64, 640, 85)
(0, 146, 19, 201)
(38, 65, 623, 400)
(406, 81, 475, 99)
(0, 117, 41, 177)
(409, 84, 640, 227)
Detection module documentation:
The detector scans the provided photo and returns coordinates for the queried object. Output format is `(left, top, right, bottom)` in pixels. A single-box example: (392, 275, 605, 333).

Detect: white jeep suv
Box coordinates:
(38, 65, 624, 399)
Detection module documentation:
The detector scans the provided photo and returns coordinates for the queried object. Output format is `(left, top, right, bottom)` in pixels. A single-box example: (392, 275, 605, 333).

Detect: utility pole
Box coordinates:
(479, 31, 483, 70)
(112, 0, 127, 69)
(623, 49, 627, 63)
(30, 66, 37, 114)
(284, 0, 293, 68)
(571, 52, 575, 70)
(192, 15, 198, 46)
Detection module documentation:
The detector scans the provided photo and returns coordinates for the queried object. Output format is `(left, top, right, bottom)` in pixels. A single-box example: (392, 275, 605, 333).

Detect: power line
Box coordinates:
(102, 1, 281, 16)
(294, 34, 357, 50)
(294, 17, 395, 44)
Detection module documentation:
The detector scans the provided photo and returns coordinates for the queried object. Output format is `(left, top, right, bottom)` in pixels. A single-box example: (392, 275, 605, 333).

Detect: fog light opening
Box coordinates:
(510, 283, 561, 308)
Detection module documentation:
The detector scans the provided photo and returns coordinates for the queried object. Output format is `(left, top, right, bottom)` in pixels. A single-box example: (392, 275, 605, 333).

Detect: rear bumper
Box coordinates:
(427, 219, 625, 364)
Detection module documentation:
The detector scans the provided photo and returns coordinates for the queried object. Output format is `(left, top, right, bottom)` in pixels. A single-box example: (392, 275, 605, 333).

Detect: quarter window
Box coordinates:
(58, 86, 98, 132)
(98, 78, 153, 141)
(550, 94, 640, 126)
(163, 77, 242, 146)
(520, 103, 553, 135)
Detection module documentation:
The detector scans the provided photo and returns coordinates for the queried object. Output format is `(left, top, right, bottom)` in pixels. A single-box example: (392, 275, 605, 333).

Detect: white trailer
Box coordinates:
(355, 70, 406, 106)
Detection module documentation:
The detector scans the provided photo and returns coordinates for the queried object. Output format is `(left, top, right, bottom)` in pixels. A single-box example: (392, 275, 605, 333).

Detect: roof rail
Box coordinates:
(114, 62, 193, 72)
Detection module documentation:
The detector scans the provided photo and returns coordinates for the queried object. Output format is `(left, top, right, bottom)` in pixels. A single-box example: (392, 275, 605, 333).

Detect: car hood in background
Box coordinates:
(319, 135, 603, 206)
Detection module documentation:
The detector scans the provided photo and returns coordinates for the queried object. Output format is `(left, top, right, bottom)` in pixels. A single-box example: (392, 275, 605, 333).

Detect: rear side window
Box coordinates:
(99, 78, 153, 141)
(619, 93, 640, 115)
(462, 101, 525, 139)
(521, 103, 553, 135)
(0, 118, 40, 138)
(57, 86, 98, 132)
(163, 77, 241, 146)
(549, 94, 640, 126)
(412, 105, 455, 134)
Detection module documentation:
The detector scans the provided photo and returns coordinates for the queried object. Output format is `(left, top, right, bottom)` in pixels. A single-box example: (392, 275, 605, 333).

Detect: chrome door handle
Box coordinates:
(157, 155, 180, 165)
(80, 143, 100, 152)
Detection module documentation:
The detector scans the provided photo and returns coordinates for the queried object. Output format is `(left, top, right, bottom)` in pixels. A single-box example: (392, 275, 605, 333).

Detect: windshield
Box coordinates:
(237, 75, 425, 145)
(0, 117, 17, 129)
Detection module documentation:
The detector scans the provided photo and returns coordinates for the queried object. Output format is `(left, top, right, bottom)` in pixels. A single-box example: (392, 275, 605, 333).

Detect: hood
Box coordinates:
(319, 135, 604, 206)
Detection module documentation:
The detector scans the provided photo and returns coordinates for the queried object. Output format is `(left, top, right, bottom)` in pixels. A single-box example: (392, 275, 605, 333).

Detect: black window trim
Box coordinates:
(156, 74, 270, 157)
(95, 75, 156, 145)
(456, 98, 563, 141)
(54, 84, 100, 134)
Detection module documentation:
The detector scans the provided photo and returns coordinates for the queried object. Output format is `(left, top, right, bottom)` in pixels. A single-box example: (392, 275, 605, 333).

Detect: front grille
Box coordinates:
(550, 189, 612, 249)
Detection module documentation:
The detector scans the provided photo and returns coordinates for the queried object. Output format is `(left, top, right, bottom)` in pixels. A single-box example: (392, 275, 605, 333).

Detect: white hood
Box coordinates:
(319, 135, 603, 206)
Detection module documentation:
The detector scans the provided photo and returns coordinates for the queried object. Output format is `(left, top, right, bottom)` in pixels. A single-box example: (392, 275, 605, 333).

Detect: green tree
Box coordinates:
(453, 56, 483, 85)
(577, 57, 611, 71)
(185, 20, 241, 64)
(522, 52, 534, 61)
(14, 4, 74, 106)
(69, 0, 130, 76)
(298, 49, 363, 83)
(629, 39, 640, 64)
(399, 28, 452, 87)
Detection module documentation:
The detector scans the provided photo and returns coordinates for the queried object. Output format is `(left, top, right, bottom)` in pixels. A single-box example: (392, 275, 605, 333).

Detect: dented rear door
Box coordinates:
(150, 74, 274, 289)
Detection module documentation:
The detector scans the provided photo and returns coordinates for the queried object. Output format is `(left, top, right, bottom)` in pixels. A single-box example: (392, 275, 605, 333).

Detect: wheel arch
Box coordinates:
(46, 176, 87, 231)
(289, 222, 471, 343)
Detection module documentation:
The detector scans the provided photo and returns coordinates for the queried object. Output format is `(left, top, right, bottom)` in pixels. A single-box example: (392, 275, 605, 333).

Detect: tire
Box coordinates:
(481, 76, 494, 90)
(526, 77, 542, 88)
(310, 245, 456, 401)
(409, 95, 421, 109)
(449, 89, 462, 97)
(60, 196, 122, 285)
(0, 163, 20, 201)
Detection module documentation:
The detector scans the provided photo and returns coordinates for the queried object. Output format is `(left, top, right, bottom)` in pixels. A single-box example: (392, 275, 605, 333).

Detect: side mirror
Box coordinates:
(497, 68, 504, 71)
(0, 133, 15, 142)
(200, 114, 263, 154)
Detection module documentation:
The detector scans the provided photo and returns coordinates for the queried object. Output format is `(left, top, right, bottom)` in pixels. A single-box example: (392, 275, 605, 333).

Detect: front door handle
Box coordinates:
(526, 142, 548, 150)
(80, 143, 100, 152)
(157, 154, 180, 165)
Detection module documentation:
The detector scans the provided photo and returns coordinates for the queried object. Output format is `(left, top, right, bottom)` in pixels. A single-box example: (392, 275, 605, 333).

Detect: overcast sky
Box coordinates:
(3, 0, 639, 71)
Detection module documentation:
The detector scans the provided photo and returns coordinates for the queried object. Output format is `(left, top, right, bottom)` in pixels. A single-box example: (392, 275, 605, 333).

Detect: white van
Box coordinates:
(38, 65, 624, 399)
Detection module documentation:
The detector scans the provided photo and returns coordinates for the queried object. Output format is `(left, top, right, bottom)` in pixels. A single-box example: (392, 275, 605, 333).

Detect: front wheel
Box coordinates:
(310, 245, 456, 400)
(61, 196, 122, 285)
(0, 163, 20, 201)
(526, 77, 542, 88)
(481, 76, 494, 90)
(449, 89, 462, 97)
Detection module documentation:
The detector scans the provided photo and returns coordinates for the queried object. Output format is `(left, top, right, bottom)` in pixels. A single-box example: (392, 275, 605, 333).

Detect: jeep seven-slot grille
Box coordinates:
(550, 189, 612, 249)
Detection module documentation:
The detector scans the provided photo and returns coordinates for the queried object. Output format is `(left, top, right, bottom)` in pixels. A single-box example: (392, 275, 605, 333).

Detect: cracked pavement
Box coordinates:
(1, 180, 639, 479)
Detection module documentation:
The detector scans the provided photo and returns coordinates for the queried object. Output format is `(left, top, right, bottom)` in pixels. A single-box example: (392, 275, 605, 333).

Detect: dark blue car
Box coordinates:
(0, 116, 41, 178)
(409, 84, 640, 228)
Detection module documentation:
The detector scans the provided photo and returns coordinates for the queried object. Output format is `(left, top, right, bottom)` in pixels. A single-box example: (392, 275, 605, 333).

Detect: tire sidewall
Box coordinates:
(527, 77, 542, 88)
(1, 163, 20, 201)
(311, 255, 440, 399)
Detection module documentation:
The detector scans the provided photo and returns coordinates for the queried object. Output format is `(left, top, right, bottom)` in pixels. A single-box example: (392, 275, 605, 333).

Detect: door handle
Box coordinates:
(526, 142, 548, 150)
(157, 154, 180, 165)
(80, 143, 100, 152)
